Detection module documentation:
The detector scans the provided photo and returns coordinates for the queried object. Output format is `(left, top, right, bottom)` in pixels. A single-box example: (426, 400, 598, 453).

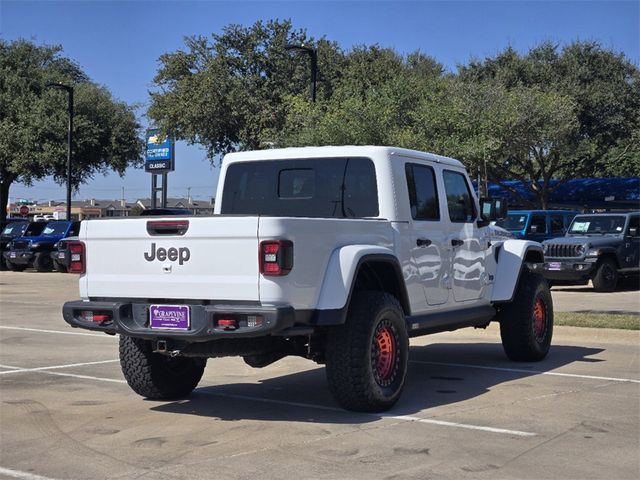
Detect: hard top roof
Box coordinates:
(224, 146, 464, 168)
(507, 210, 579, 215)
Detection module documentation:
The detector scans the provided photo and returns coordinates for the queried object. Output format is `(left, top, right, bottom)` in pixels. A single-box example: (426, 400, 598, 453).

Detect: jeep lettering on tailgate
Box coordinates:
(144, 243, 190, 265)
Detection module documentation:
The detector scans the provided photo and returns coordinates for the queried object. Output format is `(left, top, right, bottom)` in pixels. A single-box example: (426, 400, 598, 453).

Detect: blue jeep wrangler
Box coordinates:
(496, 210, 578, 242)
(3, 221, 80, 272)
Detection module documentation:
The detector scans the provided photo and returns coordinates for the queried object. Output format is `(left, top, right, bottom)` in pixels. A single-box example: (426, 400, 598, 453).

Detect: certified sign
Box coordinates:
(145, 129, 174, 173)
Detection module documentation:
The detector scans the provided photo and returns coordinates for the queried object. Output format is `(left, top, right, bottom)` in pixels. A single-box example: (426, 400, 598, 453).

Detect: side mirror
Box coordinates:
(629, 227, 638, 237)
(480, 198, 508, 222)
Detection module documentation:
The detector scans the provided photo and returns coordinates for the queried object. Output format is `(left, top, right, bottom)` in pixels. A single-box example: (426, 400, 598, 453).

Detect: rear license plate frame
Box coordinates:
(149, 304, 190, 331)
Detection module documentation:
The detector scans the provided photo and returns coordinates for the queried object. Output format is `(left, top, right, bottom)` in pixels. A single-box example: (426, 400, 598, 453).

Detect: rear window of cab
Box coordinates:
(221, 157, 379, 218)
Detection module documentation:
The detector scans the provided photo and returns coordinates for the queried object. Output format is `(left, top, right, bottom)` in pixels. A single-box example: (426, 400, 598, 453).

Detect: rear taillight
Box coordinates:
(259, 240, 293, 276)
(68, 241, 86, 274)
(80, 311, 111, 323)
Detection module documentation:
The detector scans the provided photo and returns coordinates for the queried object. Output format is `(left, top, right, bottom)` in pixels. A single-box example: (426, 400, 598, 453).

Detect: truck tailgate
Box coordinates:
(82, 217, 259, 301)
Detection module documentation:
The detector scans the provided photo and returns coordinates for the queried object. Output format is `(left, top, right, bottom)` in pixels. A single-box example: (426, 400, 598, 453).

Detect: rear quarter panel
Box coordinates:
(258, 217, 394, 309)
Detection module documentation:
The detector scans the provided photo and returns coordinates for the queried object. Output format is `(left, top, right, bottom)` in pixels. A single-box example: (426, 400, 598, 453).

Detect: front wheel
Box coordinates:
(33, 252, 52, 272)
(592, 258, 618, 292)
(498, 270, 553, 362)
(325, 291, 408, 412)
(119, 336, 206, 400)
(54, 261, 67, 273)
(6, 260, 26, 272)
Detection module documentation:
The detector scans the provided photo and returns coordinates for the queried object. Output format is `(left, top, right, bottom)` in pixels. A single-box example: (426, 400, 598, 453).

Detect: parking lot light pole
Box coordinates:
(46, 82, 74, 221)
(285, 44, 317, 103)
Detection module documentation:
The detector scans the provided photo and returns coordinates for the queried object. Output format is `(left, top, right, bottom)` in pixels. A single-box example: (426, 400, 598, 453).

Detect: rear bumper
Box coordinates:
(62, 300, 314, 341)
(2, 250, 33, 265)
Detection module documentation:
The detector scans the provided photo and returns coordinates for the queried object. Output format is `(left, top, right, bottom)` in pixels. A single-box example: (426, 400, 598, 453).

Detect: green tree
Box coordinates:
(0, 39, 143, 221)
(148, 20, 343, 159)
(460, 41, 640, 179)
(274, 46, 444, 148)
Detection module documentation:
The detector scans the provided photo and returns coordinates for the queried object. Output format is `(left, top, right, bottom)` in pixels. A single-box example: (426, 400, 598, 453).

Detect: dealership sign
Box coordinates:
(145, 129, 174, 173)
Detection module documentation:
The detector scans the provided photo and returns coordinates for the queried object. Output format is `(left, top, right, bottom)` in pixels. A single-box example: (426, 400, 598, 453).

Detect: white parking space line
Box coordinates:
(24, 370, 128, 384)
(410, 360, 640, 384)
(386, 415, 536, 437)
(0, 359, 119, 375)
(0, 466, 60, 480)
(0, 325, 115, 338)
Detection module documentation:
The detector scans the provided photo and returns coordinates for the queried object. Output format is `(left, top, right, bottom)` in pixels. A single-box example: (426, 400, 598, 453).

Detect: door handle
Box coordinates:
(451, 239, 464, 247)
(416, 238, 432, 247)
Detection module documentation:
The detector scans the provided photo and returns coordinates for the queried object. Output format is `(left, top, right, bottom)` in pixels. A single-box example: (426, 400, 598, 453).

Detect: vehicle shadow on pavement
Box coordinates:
(150, 343, 605, 424)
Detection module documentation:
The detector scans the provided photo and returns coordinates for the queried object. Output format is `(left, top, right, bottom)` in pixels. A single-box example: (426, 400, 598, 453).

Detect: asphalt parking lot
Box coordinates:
(1, 272, 639, 480)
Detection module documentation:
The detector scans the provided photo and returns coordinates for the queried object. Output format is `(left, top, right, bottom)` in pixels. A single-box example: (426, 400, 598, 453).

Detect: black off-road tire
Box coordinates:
(6, 260, 26, 272)
(325, 291, 408, 412)
(592, 258, 618, 292)
(499, 270, 553, 362)
(33, 252, 52, 272)
(54, 261, 67, 273)
(119, 335, 206, 400)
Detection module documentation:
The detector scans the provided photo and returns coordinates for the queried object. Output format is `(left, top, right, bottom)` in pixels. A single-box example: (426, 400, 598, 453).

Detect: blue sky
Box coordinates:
(2, 0, 639, 203)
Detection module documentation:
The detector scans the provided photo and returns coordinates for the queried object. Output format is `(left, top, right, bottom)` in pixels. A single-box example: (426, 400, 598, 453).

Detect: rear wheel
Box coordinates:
(592, 258, 618, 292)
(499, 270, 553, 362)
(325, 291, 408, 412)
(33, 252, 52, 272)
(119, 336, 206, 400)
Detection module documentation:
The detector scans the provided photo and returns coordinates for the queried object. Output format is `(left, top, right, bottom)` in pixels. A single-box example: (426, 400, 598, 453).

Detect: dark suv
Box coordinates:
(542, 212, 640, 291)
(0, 221, 45, 270)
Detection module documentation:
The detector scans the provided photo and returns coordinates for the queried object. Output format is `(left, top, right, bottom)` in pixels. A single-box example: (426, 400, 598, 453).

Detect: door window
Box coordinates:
(443, 170, 476, 223)
(405, 164, 439, 221)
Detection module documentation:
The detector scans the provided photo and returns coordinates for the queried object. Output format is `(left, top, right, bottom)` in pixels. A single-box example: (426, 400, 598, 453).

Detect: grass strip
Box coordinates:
(555, 312, 640, 330)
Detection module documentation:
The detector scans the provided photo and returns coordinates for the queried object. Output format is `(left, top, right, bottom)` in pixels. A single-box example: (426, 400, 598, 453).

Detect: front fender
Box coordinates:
(492, 240, 544, 302)
(316, 245, 396, 310)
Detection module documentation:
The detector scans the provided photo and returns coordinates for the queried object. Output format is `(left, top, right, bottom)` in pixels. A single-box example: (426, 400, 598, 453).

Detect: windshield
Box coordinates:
(41, 222, 69, 236)
(568, 215, 626, 234)
(1, 222, 28, 237)
(496, 214, 528, 231)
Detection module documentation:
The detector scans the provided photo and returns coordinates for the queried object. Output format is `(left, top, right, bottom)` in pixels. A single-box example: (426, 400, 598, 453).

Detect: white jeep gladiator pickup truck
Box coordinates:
(62, 146, 552, 412)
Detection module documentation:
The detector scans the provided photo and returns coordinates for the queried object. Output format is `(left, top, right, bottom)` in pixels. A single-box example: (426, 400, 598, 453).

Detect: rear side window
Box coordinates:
(405, 163, 439, 221)
(550, 215, 565, 234)
(221, 157, 378, 218)
(529, 215, 547, 234)
(443, 170, 476, 223)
